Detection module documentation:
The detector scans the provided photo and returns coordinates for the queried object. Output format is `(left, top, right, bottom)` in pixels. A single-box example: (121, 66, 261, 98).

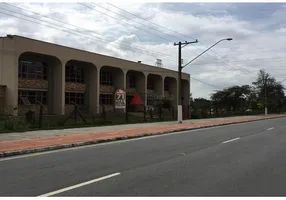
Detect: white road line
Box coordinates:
(38, 172, 121, 197)
(222, 137, 240, 144)
(267, 127, 274, 131)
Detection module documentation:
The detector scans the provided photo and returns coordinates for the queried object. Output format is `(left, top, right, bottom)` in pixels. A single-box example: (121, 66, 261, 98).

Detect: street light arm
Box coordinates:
(182, 38, 232, 69)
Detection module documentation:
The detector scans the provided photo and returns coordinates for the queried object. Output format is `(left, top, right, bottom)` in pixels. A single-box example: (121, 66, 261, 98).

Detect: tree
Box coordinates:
(193, 69, 285, 118)
(190, 97, 211, 118)
(252, 69, 285, 113)
(210, 85, 254, 116)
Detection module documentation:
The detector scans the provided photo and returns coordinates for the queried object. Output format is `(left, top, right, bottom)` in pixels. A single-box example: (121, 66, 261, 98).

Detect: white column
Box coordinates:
(88, 65, 98, 115)
(1, 38, 18, 115)
(52, 60, 65, 115)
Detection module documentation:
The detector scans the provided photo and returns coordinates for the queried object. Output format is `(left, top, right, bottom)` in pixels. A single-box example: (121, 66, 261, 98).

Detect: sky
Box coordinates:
(0, 2, 286, 99)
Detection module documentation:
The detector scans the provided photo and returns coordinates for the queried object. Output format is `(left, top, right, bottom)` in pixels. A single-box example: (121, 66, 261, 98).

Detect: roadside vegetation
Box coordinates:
(191, 69, 286, 119)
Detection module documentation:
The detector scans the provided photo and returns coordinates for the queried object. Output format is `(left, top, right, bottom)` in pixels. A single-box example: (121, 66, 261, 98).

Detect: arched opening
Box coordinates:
(65, 60, 98, 115)
(126, 70, 146, 112)
(164, 76, 177, 107)
(17, 52, 62, 116)
(147, 74, 163, 109)
(100, 66, 124, 113)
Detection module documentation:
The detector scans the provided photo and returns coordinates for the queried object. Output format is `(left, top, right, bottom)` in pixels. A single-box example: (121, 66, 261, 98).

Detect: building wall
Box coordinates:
(0, 35, 190, 116)
(0, 37, 18, 115)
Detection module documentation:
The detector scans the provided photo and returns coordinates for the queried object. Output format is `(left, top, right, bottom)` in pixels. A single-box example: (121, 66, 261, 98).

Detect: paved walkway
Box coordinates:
(0, 115, 266, 142)
(0, 114, 285, 157)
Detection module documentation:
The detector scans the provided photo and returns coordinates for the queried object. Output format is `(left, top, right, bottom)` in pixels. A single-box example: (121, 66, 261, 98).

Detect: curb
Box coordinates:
(0, 115, 285, 158)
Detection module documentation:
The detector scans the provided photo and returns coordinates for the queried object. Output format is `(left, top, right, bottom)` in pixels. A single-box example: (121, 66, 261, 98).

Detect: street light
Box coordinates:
(176, 38, 233, 123)
(182, 38, 233, 69)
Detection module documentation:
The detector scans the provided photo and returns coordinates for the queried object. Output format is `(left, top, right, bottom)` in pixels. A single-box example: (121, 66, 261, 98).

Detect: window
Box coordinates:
(127, 75, 136, 88)
(147, 78, 154, 90)
(65, 92, 85, 105)
(164, 80, 170, 91)
(100, 71, 113, 86)
(65, 65, 84, 83)
(18, 60, 47, 80)
(100, 94, 113, 105)
(18, 90, 47, 105)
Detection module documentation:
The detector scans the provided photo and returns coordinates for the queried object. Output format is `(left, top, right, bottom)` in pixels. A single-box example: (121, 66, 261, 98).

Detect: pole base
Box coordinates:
(177, 105, 183, 123)
(265, 107, 268, 116)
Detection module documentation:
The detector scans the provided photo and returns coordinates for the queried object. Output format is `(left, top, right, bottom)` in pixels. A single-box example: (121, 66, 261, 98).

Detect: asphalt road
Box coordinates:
(1, 117, 286, 196)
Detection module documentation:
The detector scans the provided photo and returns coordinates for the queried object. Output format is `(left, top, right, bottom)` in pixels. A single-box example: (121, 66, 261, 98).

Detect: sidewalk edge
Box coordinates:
(1, 115, 285, 158)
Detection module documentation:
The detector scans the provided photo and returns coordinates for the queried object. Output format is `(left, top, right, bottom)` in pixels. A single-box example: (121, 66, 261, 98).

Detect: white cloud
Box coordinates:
(0, 2, 286, 99)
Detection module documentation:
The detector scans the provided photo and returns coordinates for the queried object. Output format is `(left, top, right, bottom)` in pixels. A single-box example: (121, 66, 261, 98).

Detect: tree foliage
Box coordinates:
(191, 69, 286, 118)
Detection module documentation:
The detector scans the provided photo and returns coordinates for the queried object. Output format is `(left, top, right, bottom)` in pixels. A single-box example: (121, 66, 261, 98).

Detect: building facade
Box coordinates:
(0, 35, 190, 116)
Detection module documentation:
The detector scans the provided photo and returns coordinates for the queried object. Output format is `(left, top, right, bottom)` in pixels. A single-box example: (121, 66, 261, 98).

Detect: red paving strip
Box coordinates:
(0, 115, 285, 154)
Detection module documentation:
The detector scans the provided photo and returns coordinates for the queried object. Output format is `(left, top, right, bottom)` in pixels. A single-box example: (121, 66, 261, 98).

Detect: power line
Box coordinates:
(79, 2, 251, 75)
(191, 77, 223, 89)
(0, 4, 178, 64)
(0, 45, 254, 93)
(91, 2, 177, 42)
(216, 47, 286, 54)
(0, 45, 222, 91)
(2, 3, 178, 62)
(105, 2, 253, 74)
(80, 3, 174, 43)
(0, 8, 250, 81)
(106, 2, 194, 41)
(1, 3, 255, 79)
(189, 57, 286, 66)
(0, 47, 189, 78)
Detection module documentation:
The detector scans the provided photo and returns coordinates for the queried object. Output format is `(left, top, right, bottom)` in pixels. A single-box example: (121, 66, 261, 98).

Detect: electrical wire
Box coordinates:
(1, 3, 251, 79)
(216, 47, 286, 55)
(191, 77, 223, 89)
(79, 2, 252, 75)
(0, 4, 178, 64)
(189, 57, 286, 66)
(1, 4, 272, 89)
(91, 2, 177, 42)
(104, 2, 253, 74)
(0, 46, 261, 93)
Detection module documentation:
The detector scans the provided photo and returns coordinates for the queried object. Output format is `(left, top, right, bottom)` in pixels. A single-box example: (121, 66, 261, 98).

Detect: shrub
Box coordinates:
(4, 117, 29, 131)
(25, 110, 36, 124)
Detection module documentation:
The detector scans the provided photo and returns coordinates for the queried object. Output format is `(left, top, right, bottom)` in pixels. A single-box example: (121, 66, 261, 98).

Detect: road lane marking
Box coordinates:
(38, 172, 121, 197)
(267, 127, 274, 131)
(222, 137, 240, 144)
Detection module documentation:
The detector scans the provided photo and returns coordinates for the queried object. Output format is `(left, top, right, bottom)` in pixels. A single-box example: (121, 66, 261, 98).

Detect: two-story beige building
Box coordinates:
(0, 35, 190, 116)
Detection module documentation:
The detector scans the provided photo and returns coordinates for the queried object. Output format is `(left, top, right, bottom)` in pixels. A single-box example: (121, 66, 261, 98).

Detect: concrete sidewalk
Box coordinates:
(0, 115, 269, 142)
(0, 114, 285, 158)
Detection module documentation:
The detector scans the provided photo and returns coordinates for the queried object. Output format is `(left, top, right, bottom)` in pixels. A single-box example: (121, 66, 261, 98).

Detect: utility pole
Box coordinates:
(264, 78, 268, 116)
(174, 38, 232, 123)
(174, 40, 198, 123)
